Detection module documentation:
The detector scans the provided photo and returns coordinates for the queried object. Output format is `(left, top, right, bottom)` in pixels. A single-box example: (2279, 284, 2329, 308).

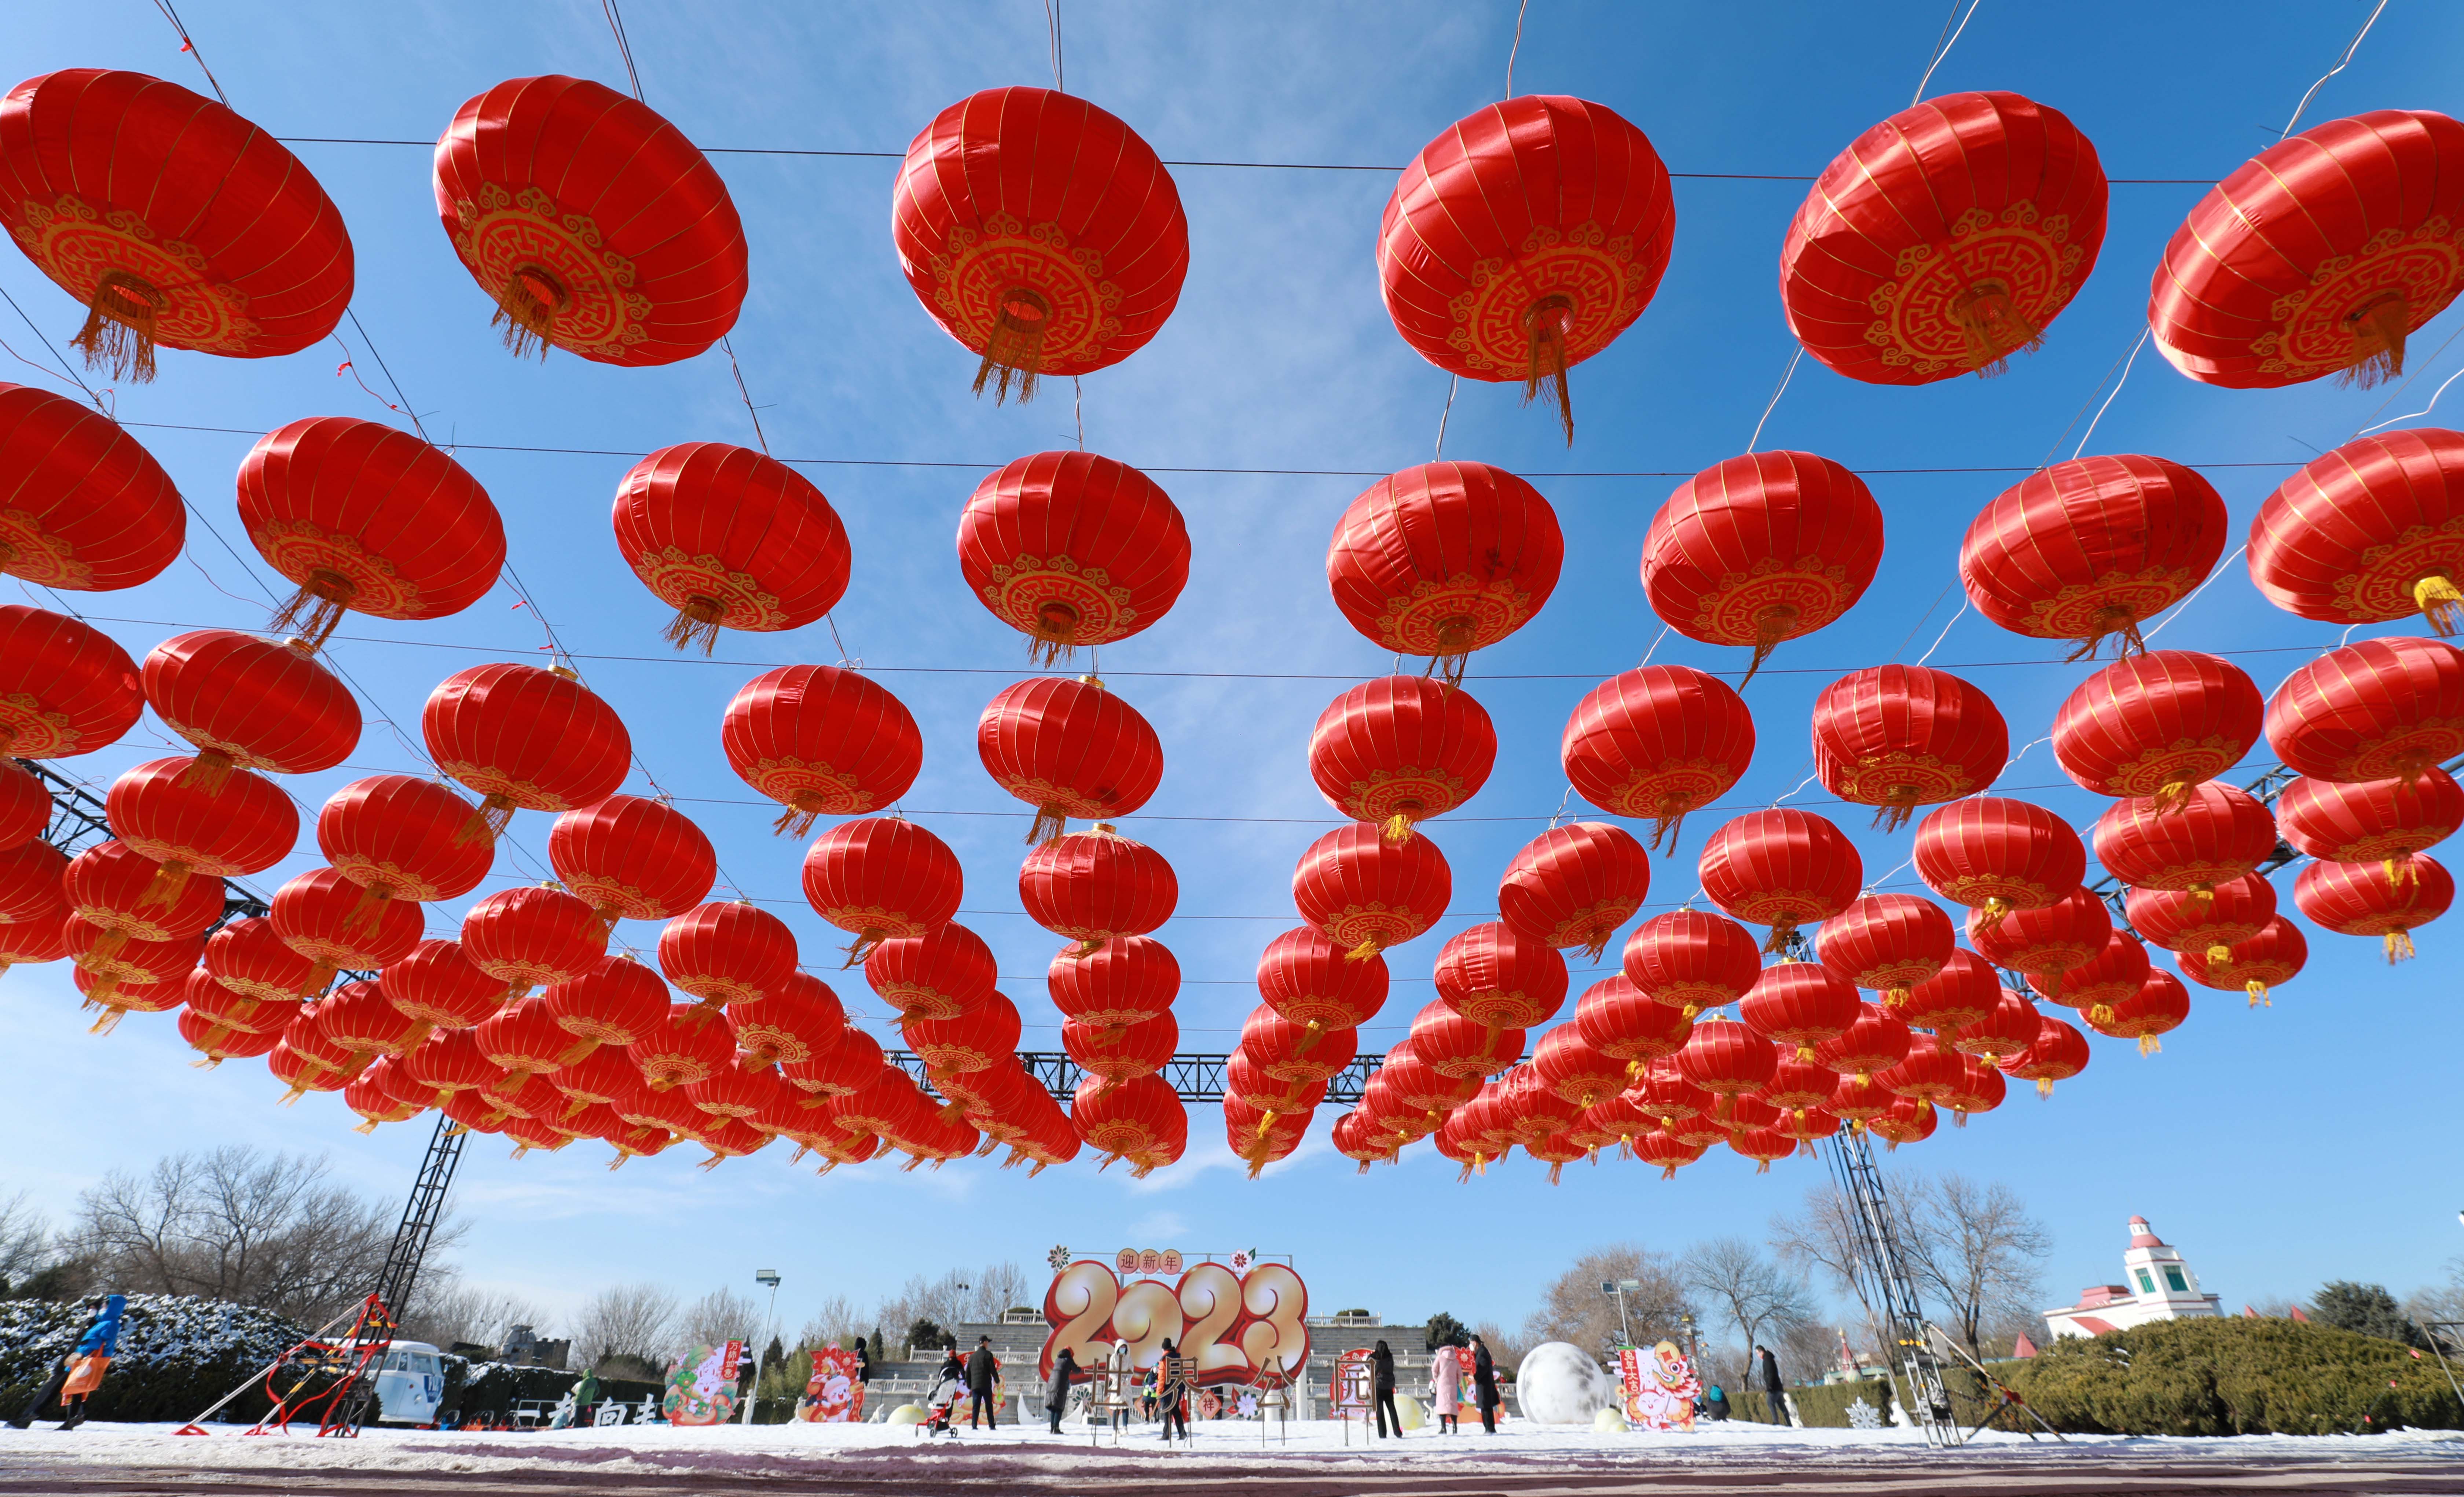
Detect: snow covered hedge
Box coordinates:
(0, 1295, 318, 1424)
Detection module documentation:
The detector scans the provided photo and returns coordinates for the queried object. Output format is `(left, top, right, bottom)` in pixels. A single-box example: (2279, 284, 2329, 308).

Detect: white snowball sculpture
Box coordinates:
(1514, 1341, 1621, 1425)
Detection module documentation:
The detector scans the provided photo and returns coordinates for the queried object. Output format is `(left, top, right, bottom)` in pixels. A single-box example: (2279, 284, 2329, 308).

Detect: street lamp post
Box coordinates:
(741, 1269, 782, 1426)
(1600, 1279, 1642, 1347)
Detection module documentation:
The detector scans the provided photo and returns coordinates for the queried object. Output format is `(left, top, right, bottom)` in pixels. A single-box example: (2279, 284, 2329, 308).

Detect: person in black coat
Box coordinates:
(1370, 1339, 1401, 1438)
(1045, 1347, 1078, 1434)
(965, 1336, 999, 1429)
(1755, 1344, 1786, 1425)
(854, 1338, 873, 1386)
(1469, 1335, 1500, 1434)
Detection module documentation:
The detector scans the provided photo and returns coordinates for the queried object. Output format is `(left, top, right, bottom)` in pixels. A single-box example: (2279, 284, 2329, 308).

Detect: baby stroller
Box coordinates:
(919, 1364, 968, 1437)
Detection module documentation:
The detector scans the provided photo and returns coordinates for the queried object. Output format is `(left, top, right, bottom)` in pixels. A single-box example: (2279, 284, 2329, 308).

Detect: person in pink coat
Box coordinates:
(1428, 1340, 1462, 1433)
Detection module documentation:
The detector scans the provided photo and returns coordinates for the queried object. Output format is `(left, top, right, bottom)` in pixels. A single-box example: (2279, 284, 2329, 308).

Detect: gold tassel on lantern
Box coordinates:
(2137, 1033, 2162, 1056)
(70, 269, 166, 382)
(2385, 928, 2417, 963)
(2415, 572, 2463, 637)
(2245, 981, 2270, 1008)
(2339, 290, 2411, 387)
(1521, 295, 1577, 445)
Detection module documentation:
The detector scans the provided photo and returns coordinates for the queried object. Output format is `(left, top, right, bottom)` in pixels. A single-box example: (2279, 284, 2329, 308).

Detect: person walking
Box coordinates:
(11, 1297, 113, 1430)
(53, 1294, 125, 1431)
(1470, 1335, 1500, 1435)
(965, 1336, 999, 1429)
(854, 1337, 873, 1389)
(1370, 1339, 1401, 1439)
(1044, 1346, 1078, 1435)
(1106, 1338, 1132, 1431)
(1429, 1341, 1461, 1433)
(1155, 1338, 1189, 1442)
(1755, 1344, 1788, 1426)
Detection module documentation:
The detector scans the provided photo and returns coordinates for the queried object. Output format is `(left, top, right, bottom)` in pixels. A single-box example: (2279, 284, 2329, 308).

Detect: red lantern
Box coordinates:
(423, 663, 631, 842)
(2052, 651, 2264, 805)
(977, 677, 1162, 843)
(783, 1027, 883, 1100)
(1783, 92, 2106, 383)
(2050, 931, 2153, 1025)
(0, 909, 69, 981)
(106, 757, 297, 901)
(0, 605, 140, 760)
(203, 916, 324, 1004)
(2269, 637, 2464, 785)
(893, 87, 1187, 399)
(1073, 1073, 1189, 1177)
(1238, 1009, 1356, 1088)
(1898, 949, 2001, 1031)
(546, 794, 716, 924)
(0, 764, 45, 852)
(628, 1002, 738, 1091)
(0, 70, 351, 379)
(1325, 463, 1564, 681)
(612, 444, 848, 652)
(1634, 1128, 1710, 1178)
(903, 994, 1023, 1075)
(315, 978, 429, 1061)
(318, 775, 493, 915)
(383, 939, 509, 1037)
(2127, 873, 2277, 963)
(1532, 1026, 1632, 1109)
(1817, 894, 1954, 1005)
(1813, 1003, 1912, 1081)
(2296, 854, 2452, 963)
(179, 1000, 282, 1067)
(66, 917, 198, 1023)
(2085, 970, 2192, 1054)
(550, 1048, 637, 1112)
(1877, 1035, 1966, 1112)
(2151, 110, 2464, 388)
(804, 818, 963, 961)
(2250, 427, 2464, 635)
(657, 901, 797, 1015)
(1067, 1012, 1177, 1092)
(1726, 1128, 1801, 1173)
(1332, 1110, 1398, 1174)
(539, 953, 671, 1059)
(1019, 825, 1176, 952)
(1674, 1019, 1778, 1097)
(1406, 999, 1522, 1081)
(64, 840, 223, 950)
(1046, 935, 1184, 1032)
(1572, 976, 1695, 1067)
(957, 451, 1190, 661)
(407, 1031, 506, 1112)
(1948, 987, 2041, 1064)
(0, 383, 182, 590)
(1958, 456, 2228, 657)
(1640, 452, 1885, 678)
(2178, 916, 2307, 1007)
(2277, 769, 2463, 879)
(722, 665, 922, 835)
(1253, 927, 1383, 1035)
(1867, 1096, 1939, 1150)
(1561, 666, 1756, 849)
(464, 885, 608, 1000)
(140, 630, 358, 788)
(272, 867, 424, 976)
(727, 970, 844, 1069)
(2001, 1015, 2092, 1099)
(1622, 910, 1763, 1015)
(1631, 1058, 1713, 1126)
(1434, 922, 1571, 1030)
(436, 76, 745, 364)
(865, 922, 997, 1020)
(685, 1060, 787, 1130)
(268, 1038, 363, 1103)
(1967, 887, 2112, 984)
(1291, 821, 1452, 961)
(1497, 823, 1650, 961)
(2092, 783, 2278, 897)
(1913, 797, 2087, 924)
(1309, 677, 1495, 843)
(1370, 1042, 1477, 1122)
(1811, 665, 2009, 828)
(1740, 963, 1860, 1061)
(1698, 810, 1863, 952)
(1378, 96, 1673, 441)
(1941, 1056, 2008, 1125)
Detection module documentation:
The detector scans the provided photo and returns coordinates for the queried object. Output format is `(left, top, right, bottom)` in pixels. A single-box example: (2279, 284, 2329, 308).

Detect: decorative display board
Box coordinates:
(1329, 1346, 1374, 1420)
(1617, 1341, 1701, 1432)
(663, 1340, 744, 1426)
(1039, 1257, 1309, 1387)
(794, 1345, 865, 1423)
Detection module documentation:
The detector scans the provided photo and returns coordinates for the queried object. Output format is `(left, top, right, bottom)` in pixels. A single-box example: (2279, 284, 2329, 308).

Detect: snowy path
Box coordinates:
(1, 1420, 2460, 1494)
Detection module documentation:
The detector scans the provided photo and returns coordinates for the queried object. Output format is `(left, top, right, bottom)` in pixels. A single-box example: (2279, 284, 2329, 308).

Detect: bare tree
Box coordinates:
(1682, 1237, 1819, 1387)
(1470, 1318, 1535, 1373)
(796, 1294, 861, 1351)
(0, 1190, 52, 1289)
(401, 1275, 547, 1353)
(1896, 1174, 2051, 1360)
(2403, 1258, 2464, 1334)
(571, 1283, 681, 1370)
(966, 1261, 1029, 1320)
(1770, 1183, 1887, 1358)
(1521, 1244, 1694, 1360)
(682, 1285, 761, 1350)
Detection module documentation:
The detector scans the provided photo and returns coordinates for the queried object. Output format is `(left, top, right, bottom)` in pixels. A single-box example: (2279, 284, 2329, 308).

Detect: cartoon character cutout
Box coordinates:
(1620, 1340, 1701, 1432)
(663, 1341, 742, 1426)
(796, 1346, 866, 1423)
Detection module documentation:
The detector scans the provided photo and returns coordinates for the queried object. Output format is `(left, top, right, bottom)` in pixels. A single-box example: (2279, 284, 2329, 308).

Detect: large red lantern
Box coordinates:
(2151, 110, 2464, 388)
(1640, 452, 1884, 679)
(1739, 963, 1860, 1061)
(0, 605, 140, 760)
(1497, 823, 1651, 960)
(977, 677, 1161, 843)
(538, 953, 670, 1060)
(1674, 1019, 1778, 1097)
(1913, 798, 2087, 924)
(2178, 916, 2307, 1007)
(1958, 457, 2228, 657)
(318, 775, 492, 919)
(2091, 783, 2278, 897)
(1698, 810, 1862, 951)
(203, 916, 324, 1005)
(238, 417, 503, 647)
(1813, 1003, 1912, 1081)
(1326, 463, 1563, 681)
(1811, 666, 2009, 828)
(1783, 92, 2106, 383)
(1816, 893, 1954, 1005)
(1948, 987, 2041, 1064)
(2084, 970, 2192, 1054)
(1253, 927, 1383, 1036)
(0, 70, 351, 379)
(2296, 854, 2452, 963)
(1236, 1009, 1356, 1089)
(0, 839, 67, 924)
(0, 764, 44, 852)
(1571, 976, 1694, 1066)
(2249, 427, 2464, 636)
(1878, 1035, 1967, 1113)
(658, 901, 797, 1015)
(383, 939, 511, 1038)
(1867, 1097, 1939, 1150)
(65, 840, 223, 956)
(272, 866, 424, 978)
(1434, 922, 1571, 1031)
(315, 979, 430, 1062)
(957, 451, 1190, 661)
(546, 795, 716, 924)
(1060, 1006, 1179, 1081)
(903, 996, 1023, 1075)
(2050, 931, 2153, 1025)
(0, 909, 70, 982)
(1291, 822, 1452, 961)
(629, 1002, 738, 1092)
(1899, 949, 2004, 1032)
(783, 1027, 883, 1101)
(1309, 677, 1495, 842)
(422, 663, 631, 842)
(436, 76, 744, 363)
(2126, 875, 2275, 963)
(1041, 934, 1181, 1034)
(142, 631, 359, 794)
(2052, 651, 2263, 806)
(1072, 1073, 1188, 1176)
(612, 444, 847, 652)
(893, 87, 1187, 399)
(1966, 887, 2112, 985)
(1406, 999, 1521, 1081)
(105, 757, 297, 904)
(465, 885, 609, 1000)
(865, 922, 997, 1020)
(2277, 769, 2463, 881)
(1622, 910, 1763, 1015)
(723, 665, 922, 834)
(1562, 667, 1756, 849)
(2268, 637, 2464, 785)
(803, 818, 963, 960)
(1019, 825, 1176, 952)
(0, 383, 182, 591)
(1378, 96, 1673, 441)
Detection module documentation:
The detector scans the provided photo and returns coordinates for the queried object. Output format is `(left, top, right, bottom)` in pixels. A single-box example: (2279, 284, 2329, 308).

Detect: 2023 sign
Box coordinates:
(1039, 1257, 1309, 1388)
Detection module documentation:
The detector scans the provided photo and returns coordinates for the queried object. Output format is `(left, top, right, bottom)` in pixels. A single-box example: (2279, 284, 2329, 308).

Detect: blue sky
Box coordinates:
(7, 0, 2461, 1346)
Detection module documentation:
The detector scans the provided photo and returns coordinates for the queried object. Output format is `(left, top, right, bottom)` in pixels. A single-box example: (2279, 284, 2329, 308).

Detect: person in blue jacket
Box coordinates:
(55, 1294, 125, 1429)
(10, 1297, 110, 1430)
(10, 1295, 122, 1430)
